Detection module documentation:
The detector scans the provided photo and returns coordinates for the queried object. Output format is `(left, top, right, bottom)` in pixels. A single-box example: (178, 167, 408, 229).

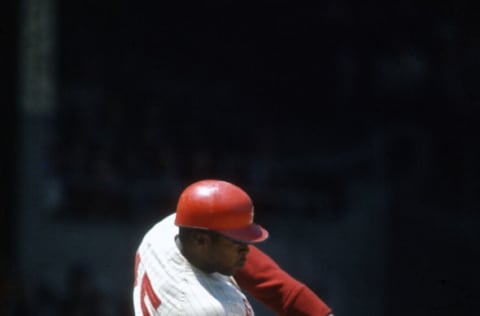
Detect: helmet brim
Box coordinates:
(216, 223, 269, 244)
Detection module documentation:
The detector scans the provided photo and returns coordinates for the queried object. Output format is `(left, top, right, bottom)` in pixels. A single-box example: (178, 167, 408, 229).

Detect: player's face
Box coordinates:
(206, 234, 250, 276)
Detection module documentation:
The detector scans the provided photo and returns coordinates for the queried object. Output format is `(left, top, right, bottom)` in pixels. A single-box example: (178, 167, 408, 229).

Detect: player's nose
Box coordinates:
(238, 243, 249, 254)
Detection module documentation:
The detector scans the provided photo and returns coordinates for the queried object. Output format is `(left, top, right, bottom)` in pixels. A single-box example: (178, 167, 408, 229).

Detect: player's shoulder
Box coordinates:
(144, 213, 177, 238)
(137, 212, 177, 252)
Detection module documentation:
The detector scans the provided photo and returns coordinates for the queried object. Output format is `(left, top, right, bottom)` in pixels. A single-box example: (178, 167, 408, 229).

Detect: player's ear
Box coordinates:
(193, 230, 211, 246)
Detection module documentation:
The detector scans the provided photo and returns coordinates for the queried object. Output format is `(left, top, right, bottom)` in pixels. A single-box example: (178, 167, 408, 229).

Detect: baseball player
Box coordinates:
(133, 179, 333, 316)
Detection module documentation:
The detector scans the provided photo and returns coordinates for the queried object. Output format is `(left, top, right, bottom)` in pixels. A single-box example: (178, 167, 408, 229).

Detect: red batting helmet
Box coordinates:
(174, 179, 269, 243)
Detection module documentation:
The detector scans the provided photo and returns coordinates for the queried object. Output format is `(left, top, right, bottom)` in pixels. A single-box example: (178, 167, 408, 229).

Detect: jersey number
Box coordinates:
(134, 253, 161, 316)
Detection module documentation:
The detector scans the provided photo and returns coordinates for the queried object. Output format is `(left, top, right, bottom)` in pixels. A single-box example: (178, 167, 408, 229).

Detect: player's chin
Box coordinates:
(219, 267, 239, 276)
(233, 258, 247, 272)
(237, 257, 247, 268)
(221, 261, 245, 276)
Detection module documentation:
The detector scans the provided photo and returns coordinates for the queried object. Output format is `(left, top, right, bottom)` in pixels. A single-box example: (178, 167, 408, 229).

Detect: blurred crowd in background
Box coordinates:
(47, 0, 479, 223)
(1, 262, 132, 316)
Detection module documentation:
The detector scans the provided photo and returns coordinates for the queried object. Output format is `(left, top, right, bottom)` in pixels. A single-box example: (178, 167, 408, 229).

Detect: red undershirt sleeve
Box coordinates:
(235, 245, 332, 316)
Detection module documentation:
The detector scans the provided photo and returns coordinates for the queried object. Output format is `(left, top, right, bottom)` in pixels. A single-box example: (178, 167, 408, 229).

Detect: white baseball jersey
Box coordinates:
(133, 213, 254, 316)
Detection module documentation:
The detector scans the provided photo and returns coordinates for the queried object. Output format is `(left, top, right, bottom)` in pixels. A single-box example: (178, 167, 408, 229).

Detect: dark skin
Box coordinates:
(176, 228, 250, 276)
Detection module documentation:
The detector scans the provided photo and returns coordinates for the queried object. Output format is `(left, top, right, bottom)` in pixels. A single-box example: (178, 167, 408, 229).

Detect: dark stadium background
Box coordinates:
(1, 0, 479, 315)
